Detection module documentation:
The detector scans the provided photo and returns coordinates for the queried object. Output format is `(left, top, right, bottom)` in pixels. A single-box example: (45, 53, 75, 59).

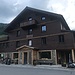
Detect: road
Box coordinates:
(0, 66, 75, 75)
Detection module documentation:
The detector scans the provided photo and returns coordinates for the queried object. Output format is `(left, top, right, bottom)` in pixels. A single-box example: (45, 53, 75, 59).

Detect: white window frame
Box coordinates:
(28, 40, 32, 46)
(29, 17, 32, 21)
(38, 50, 52, 60)
(42, 25, 46, 32)
(42, 17, 45, 20)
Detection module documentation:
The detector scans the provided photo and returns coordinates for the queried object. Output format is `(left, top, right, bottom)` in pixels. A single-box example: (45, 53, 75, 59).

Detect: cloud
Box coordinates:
(0, 0, 19, 23)
(0, 0, 30, 23)
(62, 0, 75, 30)
(0, 0, 75, 29)
(29, 0, 49, 10)
(47, 0, 75, 30)
(0, 0, 49, 23)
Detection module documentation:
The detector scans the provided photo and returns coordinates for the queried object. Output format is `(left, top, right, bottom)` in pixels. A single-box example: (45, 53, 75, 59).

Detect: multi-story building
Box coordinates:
(0, 7, 75, 65)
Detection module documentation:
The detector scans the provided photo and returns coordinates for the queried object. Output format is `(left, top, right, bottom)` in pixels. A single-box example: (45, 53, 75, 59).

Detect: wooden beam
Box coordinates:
(72, 49, 75, 62)
(0, 32, 70, 43)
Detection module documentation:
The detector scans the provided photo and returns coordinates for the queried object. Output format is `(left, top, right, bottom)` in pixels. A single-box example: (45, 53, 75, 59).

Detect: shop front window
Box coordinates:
(39, 51, 51, 60)
(13, 53, 18, 59)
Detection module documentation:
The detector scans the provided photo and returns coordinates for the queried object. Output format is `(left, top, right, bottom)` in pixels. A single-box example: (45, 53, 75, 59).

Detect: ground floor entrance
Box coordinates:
(17, 45, 36, 65)
(57, 50, 71, 64)
(57, 49, 75, 65)
(23, 51, 32, 65)
(1, 45, 75, 66)
(17, 45, 56, 65)
(24, 52, 27, 64)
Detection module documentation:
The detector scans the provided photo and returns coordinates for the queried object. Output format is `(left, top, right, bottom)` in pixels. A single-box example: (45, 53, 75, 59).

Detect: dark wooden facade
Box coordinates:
(0, 7, 75, 65)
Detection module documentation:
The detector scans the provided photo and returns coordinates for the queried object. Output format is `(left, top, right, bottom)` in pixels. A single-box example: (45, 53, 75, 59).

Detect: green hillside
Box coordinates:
(0, 23, 8, 35)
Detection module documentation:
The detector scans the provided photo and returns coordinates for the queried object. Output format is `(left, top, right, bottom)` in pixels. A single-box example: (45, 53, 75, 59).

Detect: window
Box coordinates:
(41, 37, 46, 44)
(17, 30, 20, 37)
(13, 53, 18, 59)
(39, 51, 51, 59)
(16, 41, 20, 48)
(20, 52, 22, 59)
(59, 35, 64, 42)
(1, 54, 4, 58)
(42, 25, 46, 32)
(0, 43, 2, 48)
(61, 24, 66, 30)
(6, 42, 9, 48)
(28, 40, 32, 46)
(28, 17, 32, 21)
(42, 17, 45, 20)
(2, 43, 5, 48)
(28, 28, 32, 35)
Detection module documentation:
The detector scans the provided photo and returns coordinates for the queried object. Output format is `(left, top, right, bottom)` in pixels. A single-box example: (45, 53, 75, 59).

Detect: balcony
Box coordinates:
(0, 35, 9, 41)
(26, 35, 33, 39)
(20, 20, 37, 28)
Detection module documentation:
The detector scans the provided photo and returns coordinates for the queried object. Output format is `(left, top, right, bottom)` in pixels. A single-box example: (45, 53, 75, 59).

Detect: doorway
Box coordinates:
(57, 50, 71, 64)
(24, 52, 27, 64)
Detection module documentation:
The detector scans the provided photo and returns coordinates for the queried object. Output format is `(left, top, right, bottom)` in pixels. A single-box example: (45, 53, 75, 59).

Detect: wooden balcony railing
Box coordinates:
(26, 35, 33, 39)
(20, 20, 37, 28)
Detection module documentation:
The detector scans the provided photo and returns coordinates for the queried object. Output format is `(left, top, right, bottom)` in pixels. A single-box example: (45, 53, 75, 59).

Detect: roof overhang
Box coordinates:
(16, 45, 38, 51)
(4, 6, 70, 32)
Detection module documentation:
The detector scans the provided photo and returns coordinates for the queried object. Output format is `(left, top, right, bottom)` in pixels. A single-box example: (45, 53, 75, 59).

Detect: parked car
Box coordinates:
(67, 63, 75, 68)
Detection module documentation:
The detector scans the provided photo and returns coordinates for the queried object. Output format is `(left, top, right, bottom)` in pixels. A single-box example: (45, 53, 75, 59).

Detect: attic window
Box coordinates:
(42, 25, 46, 32)
(42, 17, 45, 20)
(28, 28, 32, 35)
(61, 23, 66, 30)
(28, 17, 32, 21)
(17, 30, 20, 37)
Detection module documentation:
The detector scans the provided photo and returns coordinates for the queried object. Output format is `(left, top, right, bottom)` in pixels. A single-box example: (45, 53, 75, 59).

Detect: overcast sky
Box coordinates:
(0, 0, 75, 30)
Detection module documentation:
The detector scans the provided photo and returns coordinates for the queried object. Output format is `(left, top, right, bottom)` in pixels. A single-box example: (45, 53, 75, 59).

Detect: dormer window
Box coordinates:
(60, 23, 66, 30)
(42, 25, 46, 32)
(28, 28, 32, 35)
(28, 17, 32, 21)
(17, 30, 20, 37)
(42, 17, 45, 20)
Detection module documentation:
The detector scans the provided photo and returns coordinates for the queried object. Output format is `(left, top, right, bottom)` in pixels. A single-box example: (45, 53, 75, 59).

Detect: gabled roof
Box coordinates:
(16, 45, 38, 50)
(16, 45, 35, 50)
(4, 6, 70, 32)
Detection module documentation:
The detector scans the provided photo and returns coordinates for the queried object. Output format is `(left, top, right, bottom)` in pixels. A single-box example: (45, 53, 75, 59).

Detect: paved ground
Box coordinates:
(0, 64, 75, 71)
(0, 64, 75, 75)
